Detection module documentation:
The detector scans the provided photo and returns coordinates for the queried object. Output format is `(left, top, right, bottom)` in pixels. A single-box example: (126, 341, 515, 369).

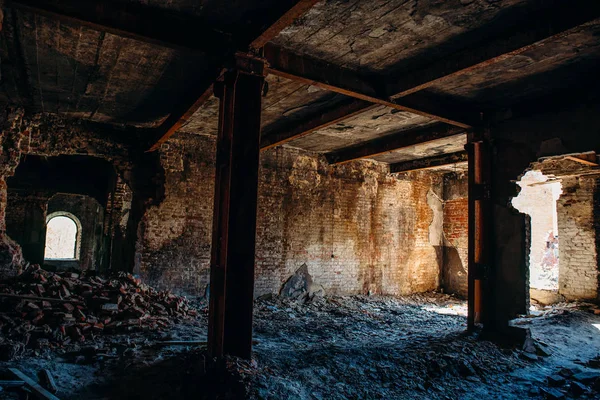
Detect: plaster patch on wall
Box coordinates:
(427, 189, 444, 246)
(289, 155, 321, 189)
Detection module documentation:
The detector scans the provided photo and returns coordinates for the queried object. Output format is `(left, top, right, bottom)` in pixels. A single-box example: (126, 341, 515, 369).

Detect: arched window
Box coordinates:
(44, 212, 81, 260)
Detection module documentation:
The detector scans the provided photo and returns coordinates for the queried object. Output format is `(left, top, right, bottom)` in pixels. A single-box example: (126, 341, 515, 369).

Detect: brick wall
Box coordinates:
(441, 172, 468, 297)
(557, 177, 599, 300)
(511, 171, 561, 291)
(136, 133, 215, 295)
(138, 133, 444, 297)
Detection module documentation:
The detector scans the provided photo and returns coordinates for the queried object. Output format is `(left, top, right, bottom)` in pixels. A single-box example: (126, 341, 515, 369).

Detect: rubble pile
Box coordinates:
(0, 265, 198, 358)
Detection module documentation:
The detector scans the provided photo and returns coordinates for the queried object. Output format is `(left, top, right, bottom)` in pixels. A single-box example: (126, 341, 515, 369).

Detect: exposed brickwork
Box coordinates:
(139, 133, 444, 297)
(0, 111, 160, 276)
(255, 147, 443, 297)
(557, 177, 599, 300)
(512, 171, 561, 291)
(441, 172, 468, 297)
(137, 133, 215, 295)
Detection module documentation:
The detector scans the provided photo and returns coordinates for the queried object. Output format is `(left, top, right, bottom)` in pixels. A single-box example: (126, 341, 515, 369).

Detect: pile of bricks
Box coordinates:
(0, 265, 197, 356)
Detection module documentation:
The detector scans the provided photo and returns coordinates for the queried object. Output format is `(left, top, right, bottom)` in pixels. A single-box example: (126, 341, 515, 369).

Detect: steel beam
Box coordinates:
(466, 131, 492, 331)
(207, 54, 265, 360)
(264, 44, 474, 129)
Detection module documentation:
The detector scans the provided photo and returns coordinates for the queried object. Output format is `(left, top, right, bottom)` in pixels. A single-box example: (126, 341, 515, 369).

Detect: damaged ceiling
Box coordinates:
(1, 0, 599, 167)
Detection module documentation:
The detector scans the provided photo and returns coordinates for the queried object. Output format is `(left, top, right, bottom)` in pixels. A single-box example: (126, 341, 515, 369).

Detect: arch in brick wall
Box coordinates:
(44, 211, 82, 260)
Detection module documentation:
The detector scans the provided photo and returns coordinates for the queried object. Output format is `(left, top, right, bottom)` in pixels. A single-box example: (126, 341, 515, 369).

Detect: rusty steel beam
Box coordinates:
(390, 151, 468, 174)
(261, 98, 376, 150)
(249, 0, 320, 50)
(207, 55, 265, 360)
(264, 44, 474, 129)
(326, 124, 466, 165)
(262, 1, 600, 146)
(387, 2, 600, 99)
(148, 70, 224, 153)
(146, 1, 320, 151)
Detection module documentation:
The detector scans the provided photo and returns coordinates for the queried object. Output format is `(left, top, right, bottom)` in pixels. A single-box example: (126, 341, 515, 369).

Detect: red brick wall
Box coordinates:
(138, 133, 445, 297)
(442, 172, 468, 297)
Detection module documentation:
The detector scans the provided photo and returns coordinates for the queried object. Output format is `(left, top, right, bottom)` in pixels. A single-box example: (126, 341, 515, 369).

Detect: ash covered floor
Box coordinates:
(248, 294, 600, 399)
(1, 293, 600, 399)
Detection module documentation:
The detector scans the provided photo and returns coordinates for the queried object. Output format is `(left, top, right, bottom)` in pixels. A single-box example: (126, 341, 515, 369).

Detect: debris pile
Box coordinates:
(0, 265, 198, 358)
(538, 367, 600, 399)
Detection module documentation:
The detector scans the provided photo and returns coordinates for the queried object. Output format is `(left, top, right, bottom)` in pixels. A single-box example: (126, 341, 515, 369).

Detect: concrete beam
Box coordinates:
(390, 151, 468, 174)
(325, 124, 466, 165)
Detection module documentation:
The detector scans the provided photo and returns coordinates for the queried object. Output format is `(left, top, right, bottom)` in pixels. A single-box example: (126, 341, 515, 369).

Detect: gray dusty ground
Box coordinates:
(1, 293, 600, 399)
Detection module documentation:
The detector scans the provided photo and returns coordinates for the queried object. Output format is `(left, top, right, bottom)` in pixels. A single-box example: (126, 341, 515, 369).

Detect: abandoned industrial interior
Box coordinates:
(0, 0, 598, 398)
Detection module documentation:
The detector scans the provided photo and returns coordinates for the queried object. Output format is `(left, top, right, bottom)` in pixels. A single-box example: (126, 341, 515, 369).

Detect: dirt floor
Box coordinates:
(1, 293, 600, 399)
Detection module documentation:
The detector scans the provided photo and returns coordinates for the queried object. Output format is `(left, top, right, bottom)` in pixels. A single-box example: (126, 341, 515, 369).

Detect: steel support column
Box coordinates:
(207, 54, 266, 359)
(466, 130, 492, 331)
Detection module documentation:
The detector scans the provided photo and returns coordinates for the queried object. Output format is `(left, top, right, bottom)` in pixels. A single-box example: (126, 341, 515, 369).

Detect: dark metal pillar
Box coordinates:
(466, 129, 492, 331)
(207, 53, 266, 359)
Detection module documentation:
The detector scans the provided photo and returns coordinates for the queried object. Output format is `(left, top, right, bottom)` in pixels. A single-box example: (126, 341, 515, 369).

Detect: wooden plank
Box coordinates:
(564, 155, 598, 167)
(390, 151, 468, 174)
(9, 368, 61, 400)
(0, 380, 26, 388)
(0, 293, 83, 304)
(326, 124, 466, 165)
(261, 99, 376, 150)
(37, 369, 58, 395)
(249, 0, 321, 50)
(264, 44, 474, 129)
(387, 2, 600, 98)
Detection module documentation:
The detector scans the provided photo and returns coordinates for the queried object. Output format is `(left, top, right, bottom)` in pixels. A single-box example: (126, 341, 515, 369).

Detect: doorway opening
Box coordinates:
(512, 170, 562, 294)
(44, 212, 81, 260)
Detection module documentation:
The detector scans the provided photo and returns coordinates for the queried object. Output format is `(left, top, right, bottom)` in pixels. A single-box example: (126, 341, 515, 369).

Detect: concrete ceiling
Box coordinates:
(1, 0, 599, 166)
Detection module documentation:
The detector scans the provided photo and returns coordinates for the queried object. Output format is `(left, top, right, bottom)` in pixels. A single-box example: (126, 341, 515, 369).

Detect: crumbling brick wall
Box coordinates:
(557, 177, 599, 300)
(136, 133, 215, 295)
(0, 111, 158, 276)
(6, 191, 48, 264)
(255, 146, 443, 297)
(441, 172, 468, 297)
(139, 133, 444, 297)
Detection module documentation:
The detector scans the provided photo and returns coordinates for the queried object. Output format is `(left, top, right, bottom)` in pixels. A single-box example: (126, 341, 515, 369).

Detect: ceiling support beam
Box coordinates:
(390, 151, 468, 174)
(261, 1, 600, 146)
(263, 44, 474, 129)
(148, 71, 224, 152)
(260, 99, 376, 150)
(325, 124, 466, 165)
(386, 1, 600, 98)
(145, 2, 319, 151)
(207, 56, 266, 360)
(249, 0, 320, 50)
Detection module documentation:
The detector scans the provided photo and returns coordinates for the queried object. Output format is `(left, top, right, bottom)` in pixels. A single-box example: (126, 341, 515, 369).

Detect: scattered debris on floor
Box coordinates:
(0, 290, 599, 399)
(0, 264, 198, 360)
(245, 293, 600, 400)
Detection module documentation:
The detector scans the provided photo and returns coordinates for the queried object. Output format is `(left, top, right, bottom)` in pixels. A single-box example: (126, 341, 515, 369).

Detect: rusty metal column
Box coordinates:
(466, 129, 492, 331)
(208, 53, 266, 359)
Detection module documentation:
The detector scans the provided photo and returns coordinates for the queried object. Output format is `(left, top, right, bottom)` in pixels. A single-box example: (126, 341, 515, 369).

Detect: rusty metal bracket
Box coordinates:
(235, 51, 267, 76)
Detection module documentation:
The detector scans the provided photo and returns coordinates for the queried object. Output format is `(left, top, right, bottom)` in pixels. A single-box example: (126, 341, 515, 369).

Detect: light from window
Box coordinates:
(45, 216, 77, 259)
